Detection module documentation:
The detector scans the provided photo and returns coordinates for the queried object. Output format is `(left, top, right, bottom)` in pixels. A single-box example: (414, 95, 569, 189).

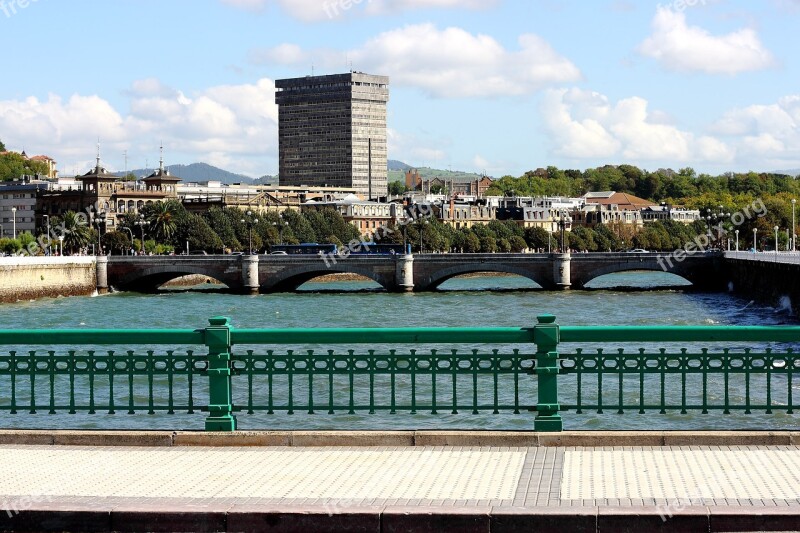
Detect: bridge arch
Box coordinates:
(111, 264, 241, 292)
(573, 262, 703, 289)
(418, 263, 550, 291)
(262, 264, 393, 292)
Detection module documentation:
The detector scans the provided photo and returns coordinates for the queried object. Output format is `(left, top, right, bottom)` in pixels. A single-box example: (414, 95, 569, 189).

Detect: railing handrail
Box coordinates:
(232, 327, 535, 345)
(560, 325, 800, 343)
(0, 329, 204, 345)
(0, 324, 796, 346)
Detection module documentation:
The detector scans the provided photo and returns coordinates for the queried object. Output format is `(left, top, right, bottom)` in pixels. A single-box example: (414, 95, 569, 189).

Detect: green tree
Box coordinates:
(524, 227, 550, 251)
(101, 231, 131, 255)
(143, 200, 183, 242)
(464, 232, 481, 253)
(509, 235, 528, 253)
(479, 235, 497, 253)
(0, 151, 50, 181)
(388, 181, 407, 195)
(54, 211, 92, 254)
(0, 139, 5, 151)
(202, 207, 241, 252)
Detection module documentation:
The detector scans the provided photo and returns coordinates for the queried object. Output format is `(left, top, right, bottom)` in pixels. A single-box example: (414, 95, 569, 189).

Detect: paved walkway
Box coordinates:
(2, 444, 800, 531)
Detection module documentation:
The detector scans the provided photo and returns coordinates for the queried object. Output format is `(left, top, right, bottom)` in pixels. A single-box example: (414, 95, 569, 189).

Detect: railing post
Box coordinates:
(534, 314, 562, 431)
(204, 316, 236, 431)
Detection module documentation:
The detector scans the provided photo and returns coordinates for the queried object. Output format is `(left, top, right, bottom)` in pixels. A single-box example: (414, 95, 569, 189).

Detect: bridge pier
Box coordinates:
(95, 256, 109, 294)
(553, 253, 571, 290)
(395, 254, 414, 292)
(242, 255, 260, 295)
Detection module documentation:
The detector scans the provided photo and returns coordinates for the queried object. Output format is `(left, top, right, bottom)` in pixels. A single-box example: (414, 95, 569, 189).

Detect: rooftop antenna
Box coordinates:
(123, 150, 128, 175)
(95, 140, 101, 172)
(311, 63, 315, 76)
(159, 142, 164, 172)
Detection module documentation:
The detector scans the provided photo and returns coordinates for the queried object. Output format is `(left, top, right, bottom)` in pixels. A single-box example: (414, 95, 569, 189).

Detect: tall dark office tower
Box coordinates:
(275, 72, 389, 199)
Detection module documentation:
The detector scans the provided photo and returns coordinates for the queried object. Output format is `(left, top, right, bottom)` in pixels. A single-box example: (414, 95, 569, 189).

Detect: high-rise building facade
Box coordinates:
(275, 72, 389, 199)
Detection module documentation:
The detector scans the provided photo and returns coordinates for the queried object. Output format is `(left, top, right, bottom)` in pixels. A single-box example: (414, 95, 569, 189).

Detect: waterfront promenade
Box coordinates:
(2, 431, 800, 532)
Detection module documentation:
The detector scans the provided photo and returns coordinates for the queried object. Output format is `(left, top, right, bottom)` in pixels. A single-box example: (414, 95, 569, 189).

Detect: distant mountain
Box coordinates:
(774, 169, 800, 176)
(116, 162, 253, 184)
(388, 165, 486, 183)
(388, 159, 412, 171)
(253, 174, 279, 185)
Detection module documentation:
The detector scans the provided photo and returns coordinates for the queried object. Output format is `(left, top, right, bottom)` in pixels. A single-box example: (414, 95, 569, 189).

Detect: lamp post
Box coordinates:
(93, 211, 107, 256)
(58, 235, 64, 256)
(735, 229, 739, 251)
(271, 219, 287, 245)
(11, 207, 16, 239)
(753, 228, 758, 252)
(705, 207, 731, 248)
(418, 219, 429, 253)
(43, 214, 50, 255)
(242, 210, 259, 254)
(134, 216, 149, 254)
(121, 227, 134, 255)
(774, 225, 779, 254)
(558, 209, 569, 253)
(793, 198, 796, 252)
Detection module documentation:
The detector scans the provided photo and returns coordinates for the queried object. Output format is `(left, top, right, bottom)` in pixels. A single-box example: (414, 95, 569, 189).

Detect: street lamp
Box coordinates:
(753, 228, 758, 252)
(792, 198, 796, 252)
(121, 227, 134, 255)
(735, 229, 739, 251)
(134, 216, 149, 254)
(418, 218, 429, 253)
(242, 210, 259, 254)
(93, 211, 107, 256)
(58, 235, 64, 256)
(42, 214, 50, 255)
(774, 225, 779, 254)
(558, 210, 569, 253)
(11, 207, 16, 239)
(271, 219, 287, 245)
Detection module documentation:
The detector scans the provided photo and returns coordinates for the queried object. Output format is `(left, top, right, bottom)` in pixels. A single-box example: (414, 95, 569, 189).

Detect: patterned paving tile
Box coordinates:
(0, 446, 525, 502)
(562, 447, 800, 501)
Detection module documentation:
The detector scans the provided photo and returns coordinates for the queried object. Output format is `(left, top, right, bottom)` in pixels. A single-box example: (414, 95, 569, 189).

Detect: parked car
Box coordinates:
(188, 250, 208, 255)
(628, 248, 648, 253)
(269, 251, 288, 255)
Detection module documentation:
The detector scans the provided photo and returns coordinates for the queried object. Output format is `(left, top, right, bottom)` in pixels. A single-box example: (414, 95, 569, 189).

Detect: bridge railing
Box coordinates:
(1, 316, 800, 431)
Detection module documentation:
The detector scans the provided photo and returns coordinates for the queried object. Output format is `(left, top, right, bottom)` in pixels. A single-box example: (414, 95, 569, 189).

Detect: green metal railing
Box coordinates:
(0, 315, 799, 431)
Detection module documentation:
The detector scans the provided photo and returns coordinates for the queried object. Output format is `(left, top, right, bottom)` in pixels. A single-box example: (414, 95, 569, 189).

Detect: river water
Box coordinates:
(0, 272, 798, 431)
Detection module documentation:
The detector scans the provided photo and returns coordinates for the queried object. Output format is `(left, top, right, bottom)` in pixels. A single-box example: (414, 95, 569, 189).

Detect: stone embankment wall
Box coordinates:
(0, 257, 96, 303)
(725, 258, 800, 315)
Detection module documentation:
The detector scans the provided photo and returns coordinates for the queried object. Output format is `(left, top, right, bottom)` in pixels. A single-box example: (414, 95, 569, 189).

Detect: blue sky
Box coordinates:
(0, 0, 798, 178)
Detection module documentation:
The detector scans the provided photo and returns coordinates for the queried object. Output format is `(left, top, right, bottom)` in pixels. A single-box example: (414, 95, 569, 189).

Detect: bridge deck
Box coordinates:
(2, 434, 799, 531)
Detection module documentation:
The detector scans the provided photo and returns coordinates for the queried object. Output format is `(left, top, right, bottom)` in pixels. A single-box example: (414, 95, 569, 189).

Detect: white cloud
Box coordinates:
(221, 0, 493, 21)
(711, 95, 800, 164)
(541, 88, 734, 164)
(637, 7, 775, 74)
(388, 128, 449, 165)
(253, 24, 582, 98)
(473, 155, 490, 170)
(0, 78, 280, 177)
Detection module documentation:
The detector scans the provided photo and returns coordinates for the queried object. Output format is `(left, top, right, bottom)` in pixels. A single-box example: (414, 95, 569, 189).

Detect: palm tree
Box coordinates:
(146, 200, 181, 242)
(59, 211, 92, 254)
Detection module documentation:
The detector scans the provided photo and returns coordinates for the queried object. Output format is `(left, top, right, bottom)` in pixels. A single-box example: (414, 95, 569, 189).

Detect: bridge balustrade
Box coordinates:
(0, 316, 799, 431)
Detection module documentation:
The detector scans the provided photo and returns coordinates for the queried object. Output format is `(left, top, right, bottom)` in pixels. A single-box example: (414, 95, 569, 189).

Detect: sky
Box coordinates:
(0, 0, 798, 179)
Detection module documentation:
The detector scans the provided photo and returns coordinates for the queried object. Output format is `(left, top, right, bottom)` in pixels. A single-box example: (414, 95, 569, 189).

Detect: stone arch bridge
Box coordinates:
(100, 252, 725, 294)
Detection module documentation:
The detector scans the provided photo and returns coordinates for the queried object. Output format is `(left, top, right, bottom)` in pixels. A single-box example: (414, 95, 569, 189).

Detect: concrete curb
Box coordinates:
(2, 429, 800, 447)
(2, 505, 799, 532)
